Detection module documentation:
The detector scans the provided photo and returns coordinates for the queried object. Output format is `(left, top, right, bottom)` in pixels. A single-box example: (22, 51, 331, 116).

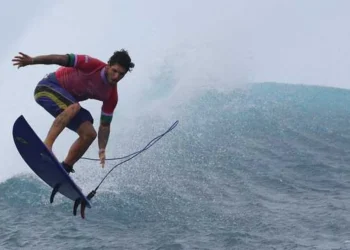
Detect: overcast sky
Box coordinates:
(2, 0, 350, 88)
(1, 0, 349, 180)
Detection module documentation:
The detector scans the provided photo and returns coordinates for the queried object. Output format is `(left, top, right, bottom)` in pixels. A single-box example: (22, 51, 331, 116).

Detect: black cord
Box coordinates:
(86, 120, 179, 193)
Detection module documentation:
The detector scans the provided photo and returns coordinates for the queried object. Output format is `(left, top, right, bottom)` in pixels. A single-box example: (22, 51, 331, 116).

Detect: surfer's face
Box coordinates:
(106, 64, 127, 85)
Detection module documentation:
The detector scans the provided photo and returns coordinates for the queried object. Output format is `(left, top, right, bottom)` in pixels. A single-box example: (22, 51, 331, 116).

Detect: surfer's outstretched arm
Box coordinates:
(12, 52, 69, 68)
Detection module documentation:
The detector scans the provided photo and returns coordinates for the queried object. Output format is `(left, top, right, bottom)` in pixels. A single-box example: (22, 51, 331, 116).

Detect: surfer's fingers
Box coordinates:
(99, 151, 105, 168)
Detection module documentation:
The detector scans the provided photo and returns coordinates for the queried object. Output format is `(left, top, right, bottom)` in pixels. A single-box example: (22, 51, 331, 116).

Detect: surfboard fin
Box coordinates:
(73, 190, 96, 219)
(73, 198, 81, 217)
(50, 183, 61, 203)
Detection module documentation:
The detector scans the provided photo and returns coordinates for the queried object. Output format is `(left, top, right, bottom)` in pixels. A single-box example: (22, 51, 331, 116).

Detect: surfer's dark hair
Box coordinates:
(108, 49, 135, 72)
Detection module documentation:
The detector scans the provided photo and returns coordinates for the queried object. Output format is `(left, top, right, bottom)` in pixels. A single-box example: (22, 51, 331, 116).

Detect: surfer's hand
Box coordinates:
(12, 52, 34, 68)
(99, 149, 106, 168)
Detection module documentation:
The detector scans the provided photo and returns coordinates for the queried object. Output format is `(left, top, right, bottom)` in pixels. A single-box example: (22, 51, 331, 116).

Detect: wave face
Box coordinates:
(2, 82, 350, 249)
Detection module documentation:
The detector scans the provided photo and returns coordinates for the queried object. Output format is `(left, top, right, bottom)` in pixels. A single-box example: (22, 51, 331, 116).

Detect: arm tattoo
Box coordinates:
(98, 125, 110, 149)
(32, 54, 69, 66)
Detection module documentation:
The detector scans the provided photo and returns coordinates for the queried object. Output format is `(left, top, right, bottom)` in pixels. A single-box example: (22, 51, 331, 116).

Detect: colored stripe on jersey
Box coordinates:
(54, 54, 118, 123)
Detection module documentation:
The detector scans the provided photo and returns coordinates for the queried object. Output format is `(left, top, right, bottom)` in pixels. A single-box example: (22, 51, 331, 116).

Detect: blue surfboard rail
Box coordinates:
(12, 115, 91, 208)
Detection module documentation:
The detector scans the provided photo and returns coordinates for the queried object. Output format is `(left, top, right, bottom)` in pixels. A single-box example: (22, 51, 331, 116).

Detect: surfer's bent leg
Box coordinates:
(63, 120, 97, 167)
(34, 74, 80, 151)
(44, 103, 81, 150)
(34, 74, 96, 168)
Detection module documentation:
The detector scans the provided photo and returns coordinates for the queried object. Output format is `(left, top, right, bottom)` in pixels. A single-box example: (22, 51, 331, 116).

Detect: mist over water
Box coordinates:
(1, 1, 350, 249)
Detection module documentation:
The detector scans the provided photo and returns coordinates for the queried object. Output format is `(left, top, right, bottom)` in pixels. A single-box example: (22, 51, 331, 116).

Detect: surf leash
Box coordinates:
(75, 120, 179, 218)
(81, 121, 179, 162)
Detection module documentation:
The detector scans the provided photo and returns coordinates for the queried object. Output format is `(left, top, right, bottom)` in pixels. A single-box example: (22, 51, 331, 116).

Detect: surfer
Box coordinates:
(12, 50, 135, 173)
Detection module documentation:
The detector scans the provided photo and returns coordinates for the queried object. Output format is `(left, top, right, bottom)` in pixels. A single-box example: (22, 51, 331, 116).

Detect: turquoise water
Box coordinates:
(1, 82, 350, 250)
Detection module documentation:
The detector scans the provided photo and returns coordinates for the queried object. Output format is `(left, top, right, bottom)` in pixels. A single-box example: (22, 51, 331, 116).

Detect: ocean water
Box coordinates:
(1, 82, 350, 250)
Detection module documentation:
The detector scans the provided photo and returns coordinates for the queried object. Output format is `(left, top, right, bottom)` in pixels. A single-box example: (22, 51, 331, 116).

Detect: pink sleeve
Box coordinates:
(73, 54, 105, 73)
(102, 88, 118, 116)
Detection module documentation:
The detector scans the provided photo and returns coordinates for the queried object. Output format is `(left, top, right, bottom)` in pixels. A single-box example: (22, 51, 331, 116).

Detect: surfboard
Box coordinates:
(12, 115, 92, 214)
